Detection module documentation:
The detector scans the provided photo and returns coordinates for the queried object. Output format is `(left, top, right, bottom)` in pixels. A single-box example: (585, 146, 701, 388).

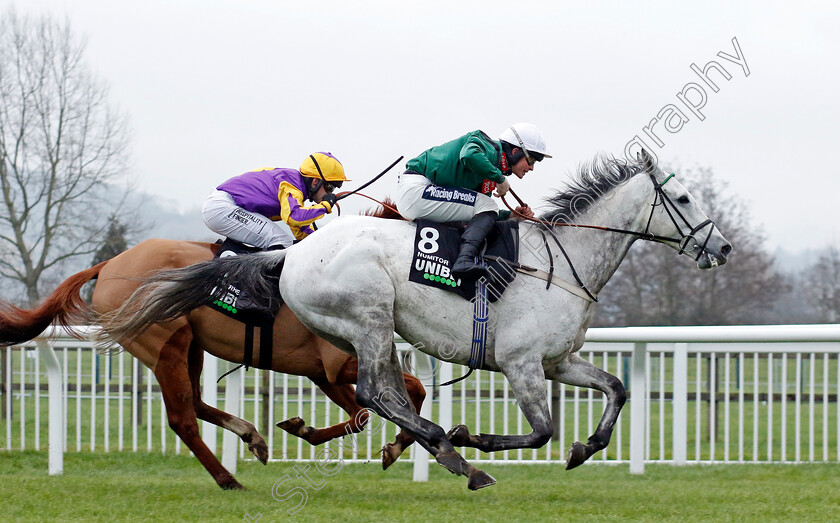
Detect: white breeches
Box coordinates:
(394, 172, 499, 222)
(201, 190, 295, 249)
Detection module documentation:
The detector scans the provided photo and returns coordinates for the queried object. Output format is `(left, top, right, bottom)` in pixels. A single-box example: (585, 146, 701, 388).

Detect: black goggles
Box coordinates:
(323, 181, 343, 192)
(525, 151, 545, 166)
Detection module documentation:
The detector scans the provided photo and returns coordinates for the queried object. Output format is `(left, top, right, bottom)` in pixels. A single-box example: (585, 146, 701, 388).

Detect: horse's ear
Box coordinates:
(639, 148, 657, 173)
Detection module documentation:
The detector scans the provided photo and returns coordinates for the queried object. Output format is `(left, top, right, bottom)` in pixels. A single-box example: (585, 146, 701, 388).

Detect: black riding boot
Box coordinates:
(451, 211, 496, 278)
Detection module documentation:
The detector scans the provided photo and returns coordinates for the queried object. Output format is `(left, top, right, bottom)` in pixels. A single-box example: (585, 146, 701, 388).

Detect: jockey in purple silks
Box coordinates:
(202, 152, 349, 250)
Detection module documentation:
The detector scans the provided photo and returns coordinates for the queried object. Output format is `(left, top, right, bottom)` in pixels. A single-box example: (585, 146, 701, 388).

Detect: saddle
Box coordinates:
(409, 219, 520, 303)
(209, 238, 284, 370)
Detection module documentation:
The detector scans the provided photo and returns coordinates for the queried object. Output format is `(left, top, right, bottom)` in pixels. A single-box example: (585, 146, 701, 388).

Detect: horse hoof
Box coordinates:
(277, 417, 316, 442)
(447, 424, 471, 446)
(566, 441, 587, 470)
(467, 469, 496, 490)
(218, 476, 246, 490)
(435, 451, 467, 476)
(381, 443, 401, 470)
(249, 440, 269, 465)
(277, 417, 305, 435)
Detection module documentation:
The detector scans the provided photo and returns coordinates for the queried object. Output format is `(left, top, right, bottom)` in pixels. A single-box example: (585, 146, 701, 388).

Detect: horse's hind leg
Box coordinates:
(283, 269, 490, 488)
(548, 353, 626, 469)
(354, 334, 494, 490)
(153, 324, 243, 490)
(187, 340, 268, 465)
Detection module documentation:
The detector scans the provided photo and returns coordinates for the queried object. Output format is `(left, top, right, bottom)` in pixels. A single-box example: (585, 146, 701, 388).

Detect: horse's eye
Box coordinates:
(677, 195, 690, 204)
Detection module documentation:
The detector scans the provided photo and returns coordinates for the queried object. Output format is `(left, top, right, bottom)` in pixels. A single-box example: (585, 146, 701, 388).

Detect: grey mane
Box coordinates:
(540, 154, 644, 223)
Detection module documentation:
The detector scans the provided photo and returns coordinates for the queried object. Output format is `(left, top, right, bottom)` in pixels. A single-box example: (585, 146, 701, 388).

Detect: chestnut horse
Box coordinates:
(0, 239, 424, 489)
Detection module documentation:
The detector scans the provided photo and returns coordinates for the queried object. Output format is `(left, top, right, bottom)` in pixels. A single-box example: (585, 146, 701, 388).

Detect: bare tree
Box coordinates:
(594, 164, 787, 326)
(801, 246, 840, 323)
(0, 9, 131, 305)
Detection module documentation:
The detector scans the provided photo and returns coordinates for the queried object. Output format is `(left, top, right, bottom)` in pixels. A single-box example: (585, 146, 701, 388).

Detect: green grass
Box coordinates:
(2, 451, 840, 522)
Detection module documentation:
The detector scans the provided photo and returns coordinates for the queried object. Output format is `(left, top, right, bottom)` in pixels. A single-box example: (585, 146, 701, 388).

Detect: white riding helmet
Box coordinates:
(499, 122, 552, 158)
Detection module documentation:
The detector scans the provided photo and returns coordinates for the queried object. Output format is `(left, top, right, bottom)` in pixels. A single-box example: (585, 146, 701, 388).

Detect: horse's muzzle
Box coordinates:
(697, 242, 731, 270)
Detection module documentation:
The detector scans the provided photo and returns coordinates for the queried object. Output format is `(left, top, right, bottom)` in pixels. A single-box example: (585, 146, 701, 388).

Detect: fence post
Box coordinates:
(1, 346, 6, 422)
(673, 343, 688, 465)
(3, 346, 10, 449)
(412, 353, 435, 482)
(222, 365, 244, 474)
(202, 354, 219, 454)
(36, 338, 64, 475)
(630, 342, 647, 474)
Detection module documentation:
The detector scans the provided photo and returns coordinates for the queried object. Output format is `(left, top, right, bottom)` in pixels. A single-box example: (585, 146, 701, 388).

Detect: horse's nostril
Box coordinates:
(721, 244, 732, 256)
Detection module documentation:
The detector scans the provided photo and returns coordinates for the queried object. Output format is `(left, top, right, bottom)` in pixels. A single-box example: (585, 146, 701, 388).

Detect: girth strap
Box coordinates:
(440, 278, 490, 387)
(244, 323, 255, 368)
(259, 323, 273, 370)
(243, 321, 274, 371)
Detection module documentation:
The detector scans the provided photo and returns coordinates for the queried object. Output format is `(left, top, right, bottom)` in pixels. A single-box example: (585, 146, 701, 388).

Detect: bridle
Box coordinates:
(639, 172, 717, 261)
(502, 170, 718, 301)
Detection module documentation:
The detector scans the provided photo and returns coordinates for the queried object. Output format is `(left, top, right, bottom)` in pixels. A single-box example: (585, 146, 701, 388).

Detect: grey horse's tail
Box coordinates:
(100, 250, 288, 343)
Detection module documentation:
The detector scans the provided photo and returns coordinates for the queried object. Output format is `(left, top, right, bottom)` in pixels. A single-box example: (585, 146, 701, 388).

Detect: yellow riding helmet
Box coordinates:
(299, 152, 349, 182)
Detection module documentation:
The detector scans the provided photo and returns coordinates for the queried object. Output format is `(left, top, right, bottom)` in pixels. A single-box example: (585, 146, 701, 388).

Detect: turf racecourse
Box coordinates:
(2, 452, 839, 522)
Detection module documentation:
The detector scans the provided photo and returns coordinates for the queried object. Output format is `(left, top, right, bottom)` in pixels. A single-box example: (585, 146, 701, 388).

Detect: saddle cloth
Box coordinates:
(209, 238, 283, 324)
(408, 220, 519, 303)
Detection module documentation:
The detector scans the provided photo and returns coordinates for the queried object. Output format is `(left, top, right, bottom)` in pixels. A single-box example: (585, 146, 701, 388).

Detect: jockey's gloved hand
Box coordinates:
(320, 193, 337, 213)
(494, 179, 511, 197)
(514, 205, 534, 220)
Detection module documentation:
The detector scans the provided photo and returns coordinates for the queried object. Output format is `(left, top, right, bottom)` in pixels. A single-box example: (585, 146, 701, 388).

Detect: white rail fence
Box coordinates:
(2, 325, 840, 479)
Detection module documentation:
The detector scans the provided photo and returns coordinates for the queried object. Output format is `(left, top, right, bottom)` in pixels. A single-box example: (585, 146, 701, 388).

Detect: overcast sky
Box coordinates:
(5, 0, 839, 252)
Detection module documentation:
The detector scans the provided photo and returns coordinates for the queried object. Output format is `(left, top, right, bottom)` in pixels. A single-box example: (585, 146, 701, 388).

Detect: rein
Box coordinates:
(503, 188, 686, 244)
(502, 172, 718, 301)
(336, 156, 403, 202)
(332, 192, 401, 217)
(328, 156, 404, 216)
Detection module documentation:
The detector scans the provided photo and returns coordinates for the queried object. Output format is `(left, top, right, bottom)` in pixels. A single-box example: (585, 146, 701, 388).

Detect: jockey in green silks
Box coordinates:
(395, 123, 551, 278)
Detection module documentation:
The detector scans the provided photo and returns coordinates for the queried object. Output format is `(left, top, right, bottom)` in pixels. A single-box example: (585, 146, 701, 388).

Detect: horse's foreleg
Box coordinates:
(548, 353, 626, 469)
(446, 359, 554, 454)
(187, 341, 268, 465)
(275, 356, 424, 469)
(154, 324, 244, 490)
(278, 357, 369, 445)
(278, 380, 369, 446)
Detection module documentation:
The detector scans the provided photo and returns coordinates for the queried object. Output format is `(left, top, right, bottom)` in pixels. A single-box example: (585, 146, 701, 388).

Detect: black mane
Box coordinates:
(541, 155, 643, 224)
